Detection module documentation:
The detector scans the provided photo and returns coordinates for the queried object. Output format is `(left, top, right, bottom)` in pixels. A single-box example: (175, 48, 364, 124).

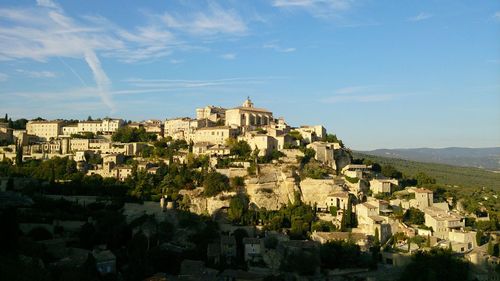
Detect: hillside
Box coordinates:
(358, 147, 500, 171)
(352, 152, 500, 192)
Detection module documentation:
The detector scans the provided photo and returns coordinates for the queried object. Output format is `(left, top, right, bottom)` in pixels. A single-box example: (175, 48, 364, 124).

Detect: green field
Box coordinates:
(352, 152, 500, 192)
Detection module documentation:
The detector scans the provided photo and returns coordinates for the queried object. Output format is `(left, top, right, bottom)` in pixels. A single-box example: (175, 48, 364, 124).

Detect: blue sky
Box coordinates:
(0, 0, 499, 150)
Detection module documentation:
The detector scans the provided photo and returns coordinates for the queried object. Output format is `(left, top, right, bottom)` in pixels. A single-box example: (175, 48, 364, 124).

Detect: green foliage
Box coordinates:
(281, 247, 319, 275)
(488, 241, 500, 257)
(344, 175, 359, 183)
(320, 240, 365, 269)
(230, 176, 245, 189)
(403, 208, 425, 225)
(256, 201, 315, 238)
(70, 132, 95, 139)
(203, 171, 230, 197)
(258, 150, 286, 163)
(415, 172, 436, 186)
(85, 152, 102, 165)
(247, 161, 257, 175)
(381, 165, 403, 179)
(288, 130, 303, 141)
(228, 195, 249, 223)
(399, 248, 469, 281)
(301, 161, 329, 179)
(323, 133, 344, 148)
(256, 127, 267, 134)
(264, 236, 278, 249)
(111, 126, 157, 143)
(311, 220, 337, 232)
(352, 152, 500, 192)
(329, 206, 338, 216)
(227, 138, 252, 159)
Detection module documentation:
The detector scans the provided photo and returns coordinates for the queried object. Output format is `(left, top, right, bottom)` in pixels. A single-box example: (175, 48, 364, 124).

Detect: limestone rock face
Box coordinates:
(180, 188, 236, 215)
(246, 165, 300, 210)
(300, 178, 343, 208)
(334, 148, 352, 172)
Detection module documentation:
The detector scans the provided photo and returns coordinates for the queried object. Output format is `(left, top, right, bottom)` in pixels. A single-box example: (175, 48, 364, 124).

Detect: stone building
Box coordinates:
(424, 206, 465, 239)
(76, 118, 124, 134)
(370, 178, 399, 195)
(0, 123, 13, 143)
(239, 132, 278, 156)
(26, 120, 63, 140)
(409, 188, 434, 209)
(307, 141, 338, 168)
(225, 97, 273, 128)
(164, 117, 198, 140)
(194, 126, 238, 145)
(196, 105, 226, 123)
(295, 125, 326, 143)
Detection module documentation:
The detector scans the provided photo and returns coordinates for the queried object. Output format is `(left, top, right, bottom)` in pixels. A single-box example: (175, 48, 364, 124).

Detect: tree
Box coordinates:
(415, 172, 436, 186)
(340, 208, 347, 231)
(381, 165, 402, 179)
(15, 143, 23, 166)
(374, 228, 380, 245)
(227, 139, 251, 159)
(228, 196, 248, 223)
(203, 171, 230, 197)
(311, 220, 336, 232)
(301, 161, 329, 179)
(329, 206, 338, 216)
(399, 248, 469, 281)
(320, 240, 362, 269)
(403, 208, 425, 225)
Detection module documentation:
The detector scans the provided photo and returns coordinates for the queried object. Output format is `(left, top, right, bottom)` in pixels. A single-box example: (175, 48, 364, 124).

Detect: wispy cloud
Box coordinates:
(494, 11, 500, 22)
(169, 59, 184, 64)
(121, 77, 281, 92)
(273, 0, 351, 10)
(324, 94, 395, 103)
(272, 0, 352, 18)
(0, 73, 8, 82)
(334, 85, 373, 95)
(220, 53, 236, 60)
(263, 42, 296, 53)
(16, 69, 57, 78)
(408, 12, 432, 22)
(36, 0, 62, 12)
(161, 3, 247, 36)
(0, 1, 120, 111)
(324, 85, 398, 103)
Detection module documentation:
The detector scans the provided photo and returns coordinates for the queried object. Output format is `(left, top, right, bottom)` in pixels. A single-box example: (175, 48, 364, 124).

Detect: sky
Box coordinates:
(0, 0, 499, 150)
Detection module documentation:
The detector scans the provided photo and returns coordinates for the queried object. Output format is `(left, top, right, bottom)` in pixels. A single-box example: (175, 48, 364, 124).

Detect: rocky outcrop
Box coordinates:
(334, 148, 352, 172)
(300, 178, 344, 208)
(246, 164, 300, 210)
(179, 188, 236, 215)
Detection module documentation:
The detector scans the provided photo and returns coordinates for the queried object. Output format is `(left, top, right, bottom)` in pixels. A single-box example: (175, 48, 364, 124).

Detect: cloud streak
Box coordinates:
(16, 69, 57, 78)
(263, 42, 296, 53)
(408, 12, 432, 22)
(272, 0, 352, 18)
(494, 11, 500, 22)
(161, 3, 247, 36)
(0, 1, 119, 111)
(324, 85, 399, 103)
(220, 53, 237, 60)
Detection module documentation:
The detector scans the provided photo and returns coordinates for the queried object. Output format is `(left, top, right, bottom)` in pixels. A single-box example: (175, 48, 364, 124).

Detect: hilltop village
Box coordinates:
(0, 98, 498, 281)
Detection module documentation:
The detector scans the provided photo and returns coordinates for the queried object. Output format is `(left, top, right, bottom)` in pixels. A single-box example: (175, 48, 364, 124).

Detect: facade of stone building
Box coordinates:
(225, 98, 273, 127)
(27, 120, 63, 140)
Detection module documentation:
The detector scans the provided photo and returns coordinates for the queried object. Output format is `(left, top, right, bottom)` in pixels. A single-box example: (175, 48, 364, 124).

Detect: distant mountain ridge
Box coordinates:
(358, 147, 500, 171)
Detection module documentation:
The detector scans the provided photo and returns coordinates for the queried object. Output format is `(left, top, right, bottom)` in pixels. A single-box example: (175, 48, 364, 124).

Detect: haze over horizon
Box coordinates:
(0, 0, 499, 150)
